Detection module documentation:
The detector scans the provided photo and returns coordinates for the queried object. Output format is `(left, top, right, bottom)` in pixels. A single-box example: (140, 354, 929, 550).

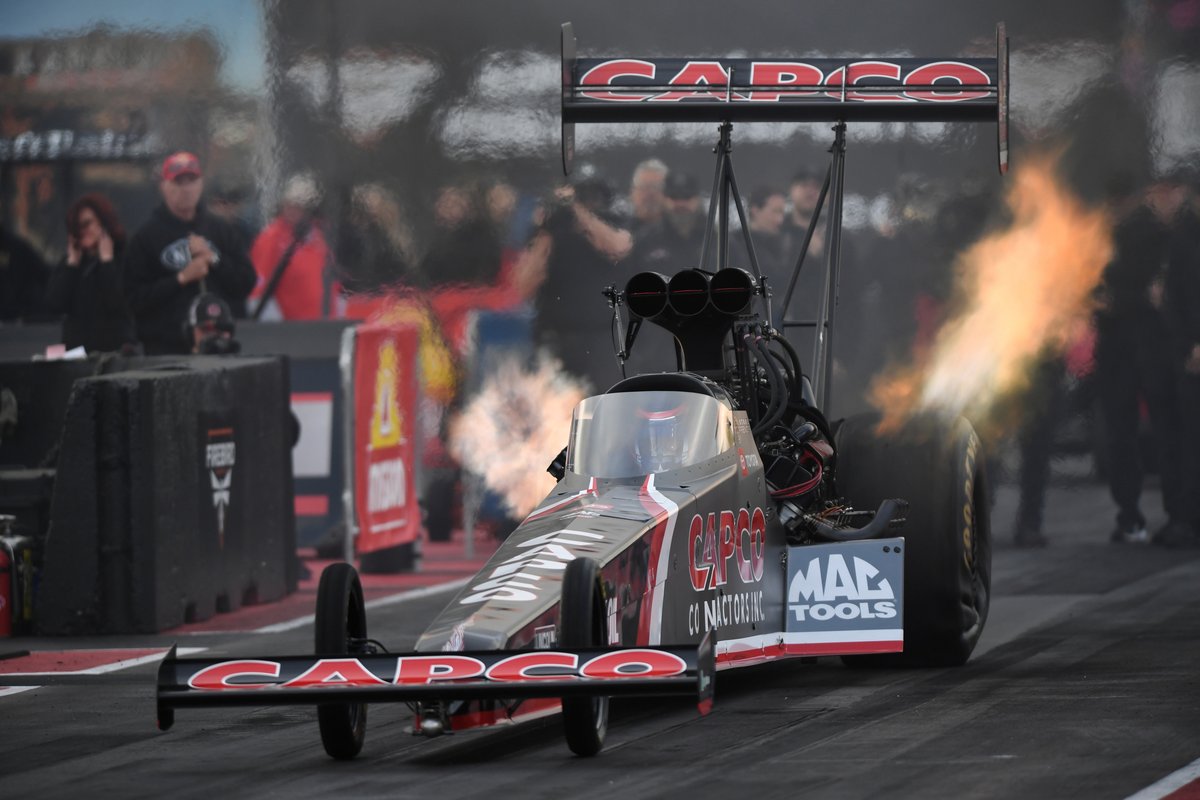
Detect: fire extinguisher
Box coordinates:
(0, 540, 12, 638)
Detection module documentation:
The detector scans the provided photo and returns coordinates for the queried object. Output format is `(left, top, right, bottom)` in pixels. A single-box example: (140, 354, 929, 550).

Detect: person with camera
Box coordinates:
(123, 152, 256, 354)
(44, 193, 137, 352)
(522, 168, 632, 393)
(628, 171, 704, 274)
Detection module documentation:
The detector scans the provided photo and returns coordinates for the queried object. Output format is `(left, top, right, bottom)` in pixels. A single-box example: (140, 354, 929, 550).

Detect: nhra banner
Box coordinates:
(351, 323, 421, 554)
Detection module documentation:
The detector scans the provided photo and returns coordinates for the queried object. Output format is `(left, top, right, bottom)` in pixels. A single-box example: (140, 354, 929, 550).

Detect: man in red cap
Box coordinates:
(122, 151, 256, 354)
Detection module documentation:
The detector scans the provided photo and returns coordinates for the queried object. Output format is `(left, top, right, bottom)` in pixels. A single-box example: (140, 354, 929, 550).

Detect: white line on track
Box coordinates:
(1125, 756, 1200, 800)
(1, 647, 208, 699)
(252, 577, 471, 634)
(2, 647, 207, 677)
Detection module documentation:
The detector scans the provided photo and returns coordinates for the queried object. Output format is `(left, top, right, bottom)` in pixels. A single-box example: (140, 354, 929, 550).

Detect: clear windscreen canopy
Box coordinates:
(565, 391, 736, 478)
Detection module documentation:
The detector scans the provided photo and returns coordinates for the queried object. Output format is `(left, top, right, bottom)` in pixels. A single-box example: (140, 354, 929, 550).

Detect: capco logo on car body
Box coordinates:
(688, 507, 766, 591)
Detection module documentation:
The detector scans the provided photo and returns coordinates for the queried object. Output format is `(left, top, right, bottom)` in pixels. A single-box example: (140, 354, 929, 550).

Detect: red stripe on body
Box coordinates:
(715, 639, 903, 668)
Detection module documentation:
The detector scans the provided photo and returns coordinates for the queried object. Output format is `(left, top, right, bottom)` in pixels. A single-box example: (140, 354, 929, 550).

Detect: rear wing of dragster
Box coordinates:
(156, 639, 715, 730)
(561, 21, 1010, 175)
(561, 22, 1009, 411)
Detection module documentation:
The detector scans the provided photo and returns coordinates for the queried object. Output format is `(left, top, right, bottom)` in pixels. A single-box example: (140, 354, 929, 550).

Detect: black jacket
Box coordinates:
(1097, 204, 1170, 332)
(123, 204, 256, 354)
(45, 247, 136, 352)
(0, 225, 49, 322)
(1164, 208, 1200, 354)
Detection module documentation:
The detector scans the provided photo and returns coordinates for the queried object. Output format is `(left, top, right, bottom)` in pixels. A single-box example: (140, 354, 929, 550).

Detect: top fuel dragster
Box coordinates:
(157, 21, 1006, 759)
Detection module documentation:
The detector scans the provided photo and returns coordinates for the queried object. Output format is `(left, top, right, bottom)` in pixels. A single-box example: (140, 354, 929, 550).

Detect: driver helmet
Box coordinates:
(634, 404, 688, 473)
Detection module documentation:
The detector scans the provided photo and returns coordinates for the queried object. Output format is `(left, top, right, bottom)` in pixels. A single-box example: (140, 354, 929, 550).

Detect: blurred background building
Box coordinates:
(2, 0, 1196, 283)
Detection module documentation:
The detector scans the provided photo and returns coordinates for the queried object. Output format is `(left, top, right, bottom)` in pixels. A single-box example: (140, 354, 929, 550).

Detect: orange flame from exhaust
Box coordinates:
(870, 155, 1113, 434)
(448, 352, 588, 518)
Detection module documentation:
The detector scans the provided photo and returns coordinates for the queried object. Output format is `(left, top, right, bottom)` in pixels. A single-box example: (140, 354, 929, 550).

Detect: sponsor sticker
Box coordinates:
(533, 625, 557, 649)
(205, 426, 236, 548)
(785, 539, 904, 634)
(687, 590, 765, 637)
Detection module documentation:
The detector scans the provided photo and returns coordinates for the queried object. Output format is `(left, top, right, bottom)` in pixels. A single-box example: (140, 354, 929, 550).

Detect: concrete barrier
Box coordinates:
(0, 321, 357, 549)
(34, 356, 296, 634)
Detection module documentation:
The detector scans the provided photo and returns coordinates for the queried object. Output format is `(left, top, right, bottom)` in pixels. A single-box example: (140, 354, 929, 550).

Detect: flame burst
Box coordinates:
(870, 155, 1113, 434)
(448, 352, 587, 518)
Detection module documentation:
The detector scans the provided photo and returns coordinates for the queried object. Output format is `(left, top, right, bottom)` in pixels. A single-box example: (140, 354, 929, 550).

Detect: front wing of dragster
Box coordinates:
(156, 638, 714, 730)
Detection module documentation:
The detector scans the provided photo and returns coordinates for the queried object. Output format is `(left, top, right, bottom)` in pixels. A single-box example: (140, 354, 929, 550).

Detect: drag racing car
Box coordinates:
(156, 22, 1007, 759)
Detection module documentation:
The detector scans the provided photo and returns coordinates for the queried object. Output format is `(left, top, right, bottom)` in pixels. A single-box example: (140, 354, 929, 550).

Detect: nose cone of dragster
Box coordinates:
(414, 476, 696, 654)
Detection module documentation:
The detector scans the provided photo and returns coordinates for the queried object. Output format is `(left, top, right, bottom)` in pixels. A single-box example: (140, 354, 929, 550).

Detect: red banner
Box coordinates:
(352, 323, 421, 554)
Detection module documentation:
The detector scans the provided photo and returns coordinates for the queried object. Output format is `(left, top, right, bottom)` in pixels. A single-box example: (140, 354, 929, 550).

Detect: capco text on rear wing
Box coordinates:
(560, 22, 1009, 175)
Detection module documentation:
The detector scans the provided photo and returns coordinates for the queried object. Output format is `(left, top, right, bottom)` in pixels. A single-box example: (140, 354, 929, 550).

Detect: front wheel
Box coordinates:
(315, 562, 369, 758)
(559, 556, 609, 756)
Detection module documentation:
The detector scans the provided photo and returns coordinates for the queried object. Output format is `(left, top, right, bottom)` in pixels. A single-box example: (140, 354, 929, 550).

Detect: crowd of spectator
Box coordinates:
(1, 148, 1198, 547)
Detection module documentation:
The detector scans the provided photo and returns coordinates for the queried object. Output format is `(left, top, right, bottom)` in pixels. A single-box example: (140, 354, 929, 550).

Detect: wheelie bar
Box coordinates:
(156, 636, 715, 731)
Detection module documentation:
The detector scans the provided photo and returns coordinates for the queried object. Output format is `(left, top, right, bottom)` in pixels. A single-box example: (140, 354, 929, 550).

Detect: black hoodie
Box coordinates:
(45, 245, 136, 352)
(123, 203, 255, 354)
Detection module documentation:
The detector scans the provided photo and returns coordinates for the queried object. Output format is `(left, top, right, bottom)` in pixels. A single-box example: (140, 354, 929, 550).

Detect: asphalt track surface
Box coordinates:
(3, 466, 1199, 800)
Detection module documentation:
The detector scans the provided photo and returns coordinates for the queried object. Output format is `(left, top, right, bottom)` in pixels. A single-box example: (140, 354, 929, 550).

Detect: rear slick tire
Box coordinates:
(835, 413, 992, 667)
(559, 556, 609, 756)
(315, 562, 369, 759)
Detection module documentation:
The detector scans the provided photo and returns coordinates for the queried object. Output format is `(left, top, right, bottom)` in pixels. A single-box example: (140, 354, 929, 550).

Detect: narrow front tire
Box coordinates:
(559, 556, 609, 756)
(315, 562, 369, 758)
